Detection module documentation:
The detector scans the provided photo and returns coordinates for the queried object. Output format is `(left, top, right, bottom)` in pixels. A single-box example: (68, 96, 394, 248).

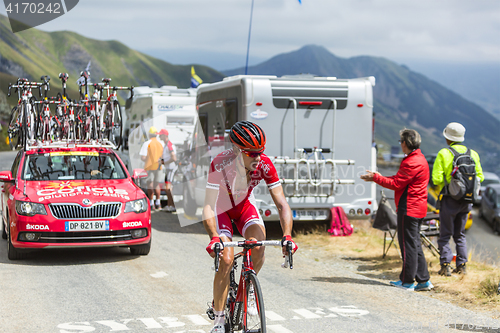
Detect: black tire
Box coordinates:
(1, 218, 7, 240)
(494, 219, 500, 235)
(130, 238, 151, 255)
(244, 272, 266, 333)
(183, 183, 198, 216)
(8, 106, 21, 149)
(104, 100, 122, 148)
(22, 100, 28, 150)
(7, 222, 27, 260)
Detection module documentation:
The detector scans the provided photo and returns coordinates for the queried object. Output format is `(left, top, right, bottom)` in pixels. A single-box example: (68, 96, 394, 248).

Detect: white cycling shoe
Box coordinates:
(210, 325, 225, 333)
(247, 286, 258, 316)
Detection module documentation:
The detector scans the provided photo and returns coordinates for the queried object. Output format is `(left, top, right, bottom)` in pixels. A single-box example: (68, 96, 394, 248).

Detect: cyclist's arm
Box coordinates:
(269, 185, 293, 236)
(202, 188, 219, 239)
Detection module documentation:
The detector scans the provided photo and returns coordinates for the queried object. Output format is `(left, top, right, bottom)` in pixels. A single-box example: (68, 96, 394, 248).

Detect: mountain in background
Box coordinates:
(406, 61, 500, 121)
(223, 45, 500, 173)
(0, 13, 224, 110)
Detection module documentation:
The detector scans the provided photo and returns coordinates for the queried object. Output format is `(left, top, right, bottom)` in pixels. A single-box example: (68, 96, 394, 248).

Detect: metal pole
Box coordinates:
(245, 0, 255, 75)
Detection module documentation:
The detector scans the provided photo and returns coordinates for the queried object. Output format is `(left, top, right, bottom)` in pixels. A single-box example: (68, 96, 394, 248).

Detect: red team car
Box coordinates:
(0, 145, 151, 260)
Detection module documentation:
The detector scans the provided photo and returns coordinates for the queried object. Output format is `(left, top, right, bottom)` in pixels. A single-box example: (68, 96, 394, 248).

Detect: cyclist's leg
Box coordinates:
(238, 196, 266, 274)
(243, 224, 266, 274)
(213, 211, 234, 313)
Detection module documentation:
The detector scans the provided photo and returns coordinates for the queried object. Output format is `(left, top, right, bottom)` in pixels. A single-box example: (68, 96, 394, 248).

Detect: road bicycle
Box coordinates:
(54, 72, 74, 141)
(207, 239, 294, 333)
(99, 78, 133, 149)
(7, 78, 43, 150)
(35, 75, 63, 142)
(76, 70, 101, 142)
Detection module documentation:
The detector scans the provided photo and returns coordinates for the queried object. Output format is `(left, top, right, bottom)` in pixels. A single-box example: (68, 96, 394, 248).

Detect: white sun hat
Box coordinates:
(443, 122, 465, 142)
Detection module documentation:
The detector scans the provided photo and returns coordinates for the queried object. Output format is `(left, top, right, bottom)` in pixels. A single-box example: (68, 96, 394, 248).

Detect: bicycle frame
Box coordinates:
(8, 78, 43, 149)
(211, 240, 293, 333)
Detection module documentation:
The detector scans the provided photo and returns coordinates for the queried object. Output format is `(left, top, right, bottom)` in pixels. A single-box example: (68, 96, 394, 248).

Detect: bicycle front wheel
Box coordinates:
(244, 272, 266, 333)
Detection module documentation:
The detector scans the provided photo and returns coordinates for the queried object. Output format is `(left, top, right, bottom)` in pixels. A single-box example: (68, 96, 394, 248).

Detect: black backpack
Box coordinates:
(446, 146, 478, 202)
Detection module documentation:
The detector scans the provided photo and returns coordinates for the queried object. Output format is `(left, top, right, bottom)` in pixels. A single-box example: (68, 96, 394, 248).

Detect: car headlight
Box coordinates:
(15, 201, 47, 216)
(124, 198, 148, 214)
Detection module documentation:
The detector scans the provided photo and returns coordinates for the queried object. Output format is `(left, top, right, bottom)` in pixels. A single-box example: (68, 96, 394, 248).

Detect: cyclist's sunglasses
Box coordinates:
(241, 148, 264, 158)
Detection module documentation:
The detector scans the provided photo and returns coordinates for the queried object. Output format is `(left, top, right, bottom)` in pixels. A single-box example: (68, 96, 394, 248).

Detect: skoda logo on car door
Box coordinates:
(82, 199, 92, 206)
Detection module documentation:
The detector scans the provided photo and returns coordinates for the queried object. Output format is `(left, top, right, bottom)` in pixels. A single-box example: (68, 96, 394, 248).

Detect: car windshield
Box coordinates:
(22, 152, 127, 181)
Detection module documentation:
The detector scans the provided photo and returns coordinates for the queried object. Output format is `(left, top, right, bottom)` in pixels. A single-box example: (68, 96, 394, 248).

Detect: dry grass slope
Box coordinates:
(294, 220, 500, 319)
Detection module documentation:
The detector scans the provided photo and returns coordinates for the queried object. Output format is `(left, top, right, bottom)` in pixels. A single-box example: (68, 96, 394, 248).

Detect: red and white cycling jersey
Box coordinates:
(207, 149, 280, 208)
(206, 149, 281, 237)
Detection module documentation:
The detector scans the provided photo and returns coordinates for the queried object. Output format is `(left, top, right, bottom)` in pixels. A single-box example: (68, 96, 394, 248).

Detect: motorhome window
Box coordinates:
(225, 99, 238, 130)
(22, 153, 127, 181)
(199, 113, 208, 142)
(167, 116, 195, 125)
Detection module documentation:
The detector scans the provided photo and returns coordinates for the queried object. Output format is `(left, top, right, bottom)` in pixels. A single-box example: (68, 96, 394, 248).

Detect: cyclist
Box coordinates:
(202, 121, 298, 333)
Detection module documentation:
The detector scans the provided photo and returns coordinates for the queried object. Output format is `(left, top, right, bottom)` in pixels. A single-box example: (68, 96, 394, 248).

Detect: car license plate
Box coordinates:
(65, 220, 110, 231)
(292, 210, 329, 220)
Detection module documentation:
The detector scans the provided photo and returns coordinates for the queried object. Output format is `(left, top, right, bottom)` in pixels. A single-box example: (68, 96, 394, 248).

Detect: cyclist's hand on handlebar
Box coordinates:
(281, 235, 298, 255)
(206, 236, 224, 257)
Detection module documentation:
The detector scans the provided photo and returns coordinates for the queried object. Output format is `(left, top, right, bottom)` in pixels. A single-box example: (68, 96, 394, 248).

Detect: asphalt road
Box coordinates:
(0, 151, 499, 333)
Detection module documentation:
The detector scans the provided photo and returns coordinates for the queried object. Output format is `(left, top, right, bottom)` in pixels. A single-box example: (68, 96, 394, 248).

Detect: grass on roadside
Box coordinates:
(294, 220, 500, 318)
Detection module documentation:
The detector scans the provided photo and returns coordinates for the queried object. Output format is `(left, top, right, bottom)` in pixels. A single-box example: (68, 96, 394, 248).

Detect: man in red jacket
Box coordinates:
(361, 129, 433, 291)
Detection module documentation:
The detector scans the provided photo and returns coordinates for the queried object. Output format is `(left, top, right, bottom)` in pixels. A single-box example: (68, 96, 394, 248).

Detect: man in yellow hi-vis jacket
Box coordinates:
(432, 122, 484, 276)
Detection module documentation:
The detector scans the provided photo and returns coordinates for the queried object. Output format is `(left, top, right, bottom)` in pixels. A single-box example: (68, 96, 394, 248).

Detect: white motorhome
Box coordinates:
(119, 86, 197, 172)
(178, 75, 377, 221)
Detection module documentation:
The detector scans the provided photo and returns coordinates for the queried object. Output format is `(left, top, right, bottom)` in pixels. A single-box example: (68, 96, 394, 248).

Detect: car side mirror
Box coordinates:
(132, 168, 147, 180)
(0, 171, 14, 183)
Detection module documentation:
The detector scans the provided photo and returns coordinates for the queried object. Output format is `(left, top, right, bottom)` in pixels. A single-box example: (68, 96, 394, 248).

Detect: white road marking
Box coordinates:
(329, 306, 370, 317)
(183, 315, 211, 325)
(137, 318, 163, 329)
(266, 311, 286, 321)
(151, 271, 168, 278)
(293, 309, 322, 319)
(268, 324, 295, 333)
(57, 306, 370, 332)
(158, 317, 185, 328)
(95, 320, 133, 330)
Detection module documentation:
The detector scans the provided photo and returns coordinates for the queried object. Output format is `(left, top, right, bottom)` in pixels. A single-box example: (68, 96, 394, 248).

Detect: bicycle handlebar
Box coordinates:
(213, 240, 294, 272)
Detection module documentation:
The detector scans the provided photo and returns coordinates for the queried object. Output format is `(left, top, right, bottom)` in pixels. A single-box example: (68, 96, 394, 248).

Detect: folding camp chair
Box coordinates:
(372, 191, 398, 258)
(420, 212, 440, 258)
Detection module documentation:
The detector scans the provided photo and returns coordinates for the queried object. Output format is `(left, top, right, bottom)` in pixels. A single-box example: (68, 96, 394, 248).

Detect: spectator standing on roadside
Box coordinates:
(158, 129, 177, 212)
(140, 126, 165, 210)
(432, 122, 483, 276)
(361, 129, 433, 291)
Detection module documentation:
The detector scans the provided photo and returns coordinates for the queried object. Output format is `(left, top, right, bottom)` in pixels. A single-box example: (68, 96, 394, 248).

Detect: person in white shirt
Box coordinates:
(158, 129, 177, 212)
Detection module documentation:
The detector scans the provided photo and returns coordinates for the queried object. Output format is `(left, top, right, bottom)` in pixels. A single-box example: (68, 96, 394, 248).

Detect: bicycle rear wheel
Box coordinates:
(8, 106, 21, 149)
(105, 100, 122, 148)
(244, 272, 266, 333)
(22, 100, 28, 150)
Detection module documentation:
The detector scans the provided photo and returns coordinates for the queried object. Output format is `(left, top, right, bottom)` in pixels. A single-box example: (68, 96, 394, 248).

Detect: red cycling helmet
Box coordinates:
(229, 121, 266, 151)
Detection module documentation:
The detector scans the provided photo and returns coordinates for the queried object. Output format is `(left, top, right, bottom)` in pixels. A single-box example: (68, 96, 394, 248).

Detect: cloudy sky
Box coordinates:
(1, 0, 499, 70)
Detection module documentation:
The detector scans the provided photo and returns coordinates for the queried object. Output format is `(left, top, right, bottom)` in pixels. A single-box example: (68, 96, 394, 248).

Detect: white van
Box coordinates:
(177, 75, 377, 221)
(119, 86, 197, 173)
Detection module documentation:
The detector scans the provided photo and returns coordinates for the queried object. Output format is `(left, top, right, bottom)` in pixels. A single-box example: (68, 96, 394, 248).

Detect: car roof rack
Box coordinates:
(26, 140, 117, 151)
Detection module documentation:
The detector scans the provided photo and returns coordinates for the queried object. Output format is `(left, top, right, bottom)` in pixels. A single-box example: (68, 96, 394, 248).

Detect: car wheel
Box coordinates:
(494, 219, 500, 236)
(130, 239, 151, 255)
(479, 206, 484, 218)
(183, 183, 197, 217)
(7, 228, 27, 260)
(1, 219, 6, 240)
